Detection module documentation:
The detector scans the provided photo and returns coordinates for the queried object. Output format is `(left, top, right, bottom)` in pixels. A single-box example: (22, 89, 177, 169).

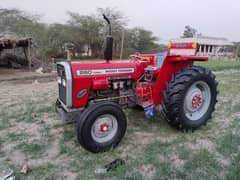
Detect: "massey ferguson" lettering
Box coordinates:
(76, 68, 134, 76)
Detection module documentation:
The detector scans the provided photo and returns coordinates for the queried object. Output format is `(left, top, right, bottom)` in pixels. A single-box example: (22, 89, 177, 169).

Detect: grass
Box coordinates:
(14, 163, 58, 180)
(0, 63, 240, 179)
(7, 132, 27, 142)
(17, 142, 47, 158)
(177, 149, 222, 180)
(177, 145, 191, 160)
(0, 110, 10, 130)
(217, 133, 240, 156)
(226, 153, 240, 180)
(195, 60, 240, 71)
(59, 125, 77, 155)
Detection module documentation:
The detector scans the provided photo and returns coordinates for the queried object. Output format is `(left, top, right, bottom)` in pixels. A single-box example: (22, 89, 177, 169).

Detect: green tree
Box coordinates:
(183, 25, 197, 38)
(0, 8, 39, 34)
(125, 27, 160, 54)
(0, 7, 162, 62)
(67, 12, 104, 57)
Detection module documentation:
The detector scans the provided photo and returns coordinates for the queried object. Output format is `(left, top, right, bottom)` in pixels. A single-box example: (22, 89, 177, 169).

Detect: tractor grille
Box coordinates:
(57, 64, 67, 104)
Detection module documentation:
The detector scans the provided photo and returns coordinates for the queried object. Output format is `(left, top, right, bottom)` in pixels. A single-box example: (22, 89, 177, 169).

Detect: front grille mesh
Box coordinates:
(57, 64, 67, 104)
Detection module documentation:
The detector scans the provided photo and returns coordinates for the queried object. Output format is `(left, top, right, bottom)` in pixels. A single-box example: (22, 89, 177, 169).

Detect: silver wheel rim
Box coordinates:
(184, 81, 211, 121)
(91, 114, 118, 143)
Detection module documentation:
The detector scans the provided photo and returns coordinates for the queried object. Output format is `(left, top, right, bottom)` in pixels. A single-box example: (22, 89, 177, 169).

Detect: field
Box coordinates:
(0, 67, 240, 179)
(195, 60, 240, 71)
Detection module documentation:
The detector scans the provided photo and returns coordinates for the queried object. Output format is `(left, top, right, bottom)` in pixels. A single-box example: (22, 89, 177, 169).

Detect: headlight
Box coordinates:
(57, 76, 61, 84)
(62, 79, 66, 87)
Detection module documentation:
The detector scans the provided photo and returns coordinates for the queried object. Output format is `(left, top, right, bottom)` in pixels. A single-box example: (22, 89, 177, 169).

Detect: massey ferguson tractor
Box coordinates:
(56, 15, 218, 153)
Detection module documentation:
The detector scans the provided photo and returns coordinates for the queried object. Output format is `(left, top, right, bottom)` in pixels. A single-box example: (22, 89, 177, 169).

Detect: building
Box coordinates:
(170, 35, 234, 59)
(0, 35, 32, 69)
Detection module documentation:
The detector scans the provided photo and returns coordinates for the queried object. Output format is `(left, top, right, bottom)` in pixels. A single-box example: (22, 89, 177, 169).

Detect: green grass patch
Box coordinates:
(37, 105, 54, 114)
(36, 101, 56, 118)
(153, 162, 172, 180)
(15, 163, 58, 180)
(177, 149, 222, 180)
(0, 110, 10, 130)
(16, 101, 38, 123)
(0, 101, 38, 125)
(195, 60, 240, 71)
(233, 103, 240, 113)
(144, 141, 172, 165)
(59, 125, 78, 155)
(7, 132, 27, 142)
(1, 70, 240, 179)
(40, 124, 53, 142)
(226, 153, 240, 180)
(142, 141, 175, 179)
(217, 73, 240, 96)
(177, 145, 191, 160)
(17, 142, 46, 158)
(217, 133, 240, 156)
(5, 100, 56, 123)
(0, 137, 5, 156)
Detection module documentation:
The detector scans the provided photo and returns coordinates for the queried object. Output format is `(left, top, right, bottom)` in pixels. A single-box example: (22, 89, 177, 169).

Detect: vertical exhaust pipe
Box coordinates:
(103, 14, 113, 62)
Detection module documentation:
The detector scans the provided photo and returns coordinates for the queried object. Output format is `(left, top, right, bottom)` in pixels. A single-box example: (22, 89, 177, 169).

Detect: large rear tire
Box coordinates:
(77, 102, 127, 153)
(162, 66, 218, 130)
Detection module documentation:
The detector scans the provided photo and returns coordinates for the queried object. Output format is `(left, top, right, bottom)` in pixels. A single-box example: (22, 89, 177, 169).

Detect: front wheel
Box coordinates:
(162, 66, 218, 130)
(77, 102, 127, 153)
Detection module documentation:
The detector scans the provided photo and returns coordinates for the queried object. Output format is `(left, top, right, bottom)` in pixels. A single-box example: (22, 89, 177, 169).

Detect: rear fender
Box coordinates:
(153, 55, 199, 105)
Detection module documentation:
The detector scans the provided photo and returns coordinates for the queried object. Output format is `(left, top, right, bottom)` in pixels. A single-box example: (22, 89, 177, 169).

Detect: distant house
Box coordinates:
(81, 44, 92, 57)
(170, 35, 234, 59)
(61, 43, 92, 58)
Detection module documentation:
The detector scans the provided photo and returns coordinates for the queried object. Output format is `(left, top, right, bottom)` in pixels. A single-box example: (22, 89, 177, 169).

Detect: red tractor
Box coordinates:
(56, 15, 218, 153)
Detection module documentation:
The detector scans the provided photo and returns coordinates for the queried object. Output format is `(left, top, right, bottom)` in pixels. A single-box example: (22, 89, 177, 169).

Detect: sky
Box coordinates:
(1, 0, 240, 43)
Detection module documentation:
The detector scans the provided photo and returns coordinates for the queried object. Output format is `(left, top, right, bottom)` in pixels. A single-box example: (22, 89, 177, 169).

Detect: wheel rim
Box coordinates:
(184, 81, 211, 121)
(91, 114, 118, 143)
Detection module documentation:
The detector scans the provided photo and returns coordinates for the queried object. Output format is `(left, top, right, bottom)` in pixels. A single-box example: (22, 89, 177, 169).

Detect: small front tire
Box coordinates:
(77, 102, 127, 153)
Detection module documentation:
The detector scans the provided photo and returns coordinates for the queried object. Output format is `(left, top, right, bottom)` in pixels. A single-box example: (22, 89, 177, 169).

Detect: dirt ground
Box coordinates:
(0, 68, 56, 82)
(0, 70, 240, 180)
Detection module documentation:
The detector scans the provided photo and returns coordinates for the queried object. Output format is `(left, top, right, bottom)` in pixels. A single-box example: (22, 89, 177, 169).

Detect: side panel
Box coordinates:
(70, 61, 146, 80)
(70, 61, 147, 108)
(72, 77, 92, 108)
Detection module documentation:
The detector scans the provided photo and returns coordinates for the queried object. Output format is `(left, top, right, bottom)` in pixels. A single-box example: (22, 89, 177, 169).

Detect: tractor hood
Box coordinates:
(70, 60, 147, 80)
(68, 60, 149, 108)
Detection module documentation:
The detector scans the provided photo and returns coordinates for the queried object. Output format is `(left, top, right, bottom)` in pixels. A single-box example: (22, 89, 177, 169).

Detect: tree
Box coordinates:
(67, 12, 104, 57)
(67, 8, 129, 58)
(0, 7, 162, 63)
(125, 27, 160, 54)
(183, 25, 197, 38)
(0, 8, 39, 34)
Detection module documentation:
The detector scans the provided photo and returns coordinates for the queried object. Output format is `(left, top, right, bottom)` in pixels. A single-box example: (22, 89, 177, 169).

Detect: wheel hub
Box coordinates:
(185, 88, 203, 112)
(184, 81, 211, 121)
(191, 93, 203, 109)
(100, 123, 109, 132)
(91, 114, 118, 143)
